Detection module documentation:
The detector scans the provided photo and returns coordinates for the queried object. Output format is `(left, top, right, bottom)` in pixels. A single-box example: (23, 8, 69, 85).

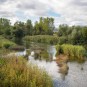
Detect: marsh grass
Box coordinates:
(24, 35, 59, 45)
(0, 56, 53, 87)
(56, 44, 86, 62)
(0, 49, 13, 56)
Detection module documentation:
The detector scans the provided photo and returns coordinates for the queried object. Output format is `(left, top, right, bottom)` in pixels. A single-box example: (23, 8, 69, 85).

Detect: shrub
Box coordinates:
(3, 43, 11, 49)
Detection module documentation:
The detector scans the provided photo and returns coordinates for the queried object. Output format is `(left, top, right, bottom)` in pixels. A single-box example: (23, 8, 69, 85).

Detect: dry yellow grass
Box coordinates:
(0, 56, 53, 87)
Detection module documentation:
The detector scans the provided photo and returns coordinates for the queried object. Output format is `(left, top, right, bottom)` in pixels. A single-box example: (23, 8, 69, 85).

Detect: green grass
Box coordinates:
(0, 36, 16, 49)
(0, 36, 17, 55)
(0, 57, 53, 87)
(0, 36, 25, 53)
(56, 44, 86, 63)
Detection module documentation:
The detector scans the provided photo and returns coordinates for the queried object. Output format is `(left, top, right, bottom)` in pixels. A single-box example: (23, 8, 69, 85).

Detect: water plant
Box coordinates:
(56, 44, 86, 62)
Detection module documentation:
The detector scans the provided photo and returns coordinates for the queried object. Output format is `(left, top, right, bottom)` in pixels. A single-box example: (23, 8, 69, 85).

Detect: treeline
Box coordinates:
(0, 18, 87, 46)
(57, 24, 87, 45)
(0, 17, 54, 44)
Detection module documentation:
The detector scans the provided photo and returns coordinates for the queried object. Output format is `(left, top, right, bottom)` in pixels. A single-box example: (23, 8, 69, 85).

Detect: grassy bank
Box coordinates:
(0, 36, 16, 49)
(24, 35, 59, 46)
(0, 57, 53, 87)
(0, 36, 16, 55)
(56, 44, 86, 63)
(0, 36, 25, 53)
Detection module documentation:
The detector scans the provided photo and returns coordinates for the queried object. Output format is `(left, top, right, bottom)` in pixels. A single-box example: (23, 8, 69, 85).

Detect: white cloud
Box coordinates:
(0, 0, 18, 24)
(0, 0, 87, 26)
(49, 0, 87, 26)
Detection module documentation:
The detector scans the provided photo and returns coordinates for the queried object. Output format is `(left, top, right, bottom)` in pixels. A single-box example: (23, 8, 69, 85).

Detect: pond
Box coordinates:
(16, 43, 87, 87)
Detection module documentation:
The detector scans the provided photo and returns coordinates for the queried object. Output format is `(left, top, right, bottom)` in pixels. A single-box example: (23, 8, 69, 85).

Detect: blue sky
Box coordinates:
(0, 0, 87, 26)
(47, 10, 61, 17)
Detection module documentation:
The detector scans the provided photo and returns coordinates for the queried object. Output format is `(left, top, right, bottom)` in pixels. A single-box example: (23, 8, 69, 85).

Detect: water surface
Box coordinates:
(17, 43, 87, 87)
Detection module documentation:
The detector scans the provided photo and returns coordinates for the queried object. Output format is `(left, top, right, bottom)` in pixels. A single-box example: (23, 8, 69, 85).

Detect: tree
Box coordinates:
(82, 26, 87, 44)
(58, 24, 69, 36)
(12, 21, 25, 45)
(0, 18, 11, 38)
(33, 17, 54, 35)
(25, 20, 33, 35)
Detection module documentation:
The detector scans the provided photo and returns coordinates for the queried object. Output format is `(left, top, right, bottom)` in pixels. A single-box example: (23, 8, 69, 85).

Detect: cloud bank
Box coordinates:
(0, 0, 87, 26)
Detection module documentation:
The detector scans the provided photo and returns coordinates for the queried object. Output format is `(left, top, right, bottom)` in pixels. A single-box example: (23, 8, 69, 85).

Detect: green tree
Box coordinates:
(25, 19, 33, 35)
(58, 24, 69, 36)
(33, 17, 54, 35)
(82, 26, 87, 44)
(0, 18, 11, 38)
(12, 21, 25, 45)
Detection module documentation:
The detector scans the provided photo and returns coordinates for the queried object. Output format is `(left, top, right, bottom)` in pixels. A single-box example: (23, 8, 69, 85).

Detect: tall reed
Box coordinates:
(56, 44, 86, 62)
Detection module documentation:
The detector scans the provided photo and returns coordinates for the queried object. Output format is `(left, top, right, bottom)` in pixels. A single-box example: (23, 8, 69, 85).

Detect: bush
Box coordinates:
(3, 43, 11, 49)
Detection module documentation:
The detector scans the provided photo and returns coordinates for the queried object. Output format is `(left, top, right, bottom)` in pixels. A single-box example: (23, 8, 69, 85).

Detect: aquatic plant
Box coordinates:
(55, 44, 63, 56)
(56, 44, 86, 62)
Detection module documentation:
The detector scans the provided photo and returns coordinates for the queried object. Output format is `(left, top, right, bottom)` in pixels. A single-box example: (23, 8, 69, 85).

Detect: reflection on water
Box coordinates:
(15, 50, 26, 56)
(65, 62, 87, 87)
(28, 50, 70, 87)
(28, 50, 87, 87)
(30, 43, 56, 61)
(28, 51, 63, 87)
(16, 43, 87, 87)
(29, 53, 60, 79)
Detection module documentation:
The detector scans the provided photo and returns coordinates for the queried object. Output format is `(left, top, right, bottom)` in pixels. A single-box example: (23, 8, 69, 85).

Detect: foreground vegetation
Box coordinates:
(0, 57, 53, 87)
(0, 36, 53, 87)
(56, 44, 86, 63)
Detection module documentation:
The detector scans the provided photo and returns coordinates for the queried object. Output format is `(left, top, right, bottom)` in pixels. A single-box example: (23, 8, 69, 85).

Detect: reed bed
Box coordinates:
(24, 35, 59, 45)
(56, 44, 86, 62)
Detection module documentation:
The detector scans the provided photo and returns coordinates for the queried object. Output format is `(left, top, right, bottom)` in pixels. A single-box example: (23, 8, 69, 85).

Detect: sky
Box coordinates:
(0, 0, 87, 27)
